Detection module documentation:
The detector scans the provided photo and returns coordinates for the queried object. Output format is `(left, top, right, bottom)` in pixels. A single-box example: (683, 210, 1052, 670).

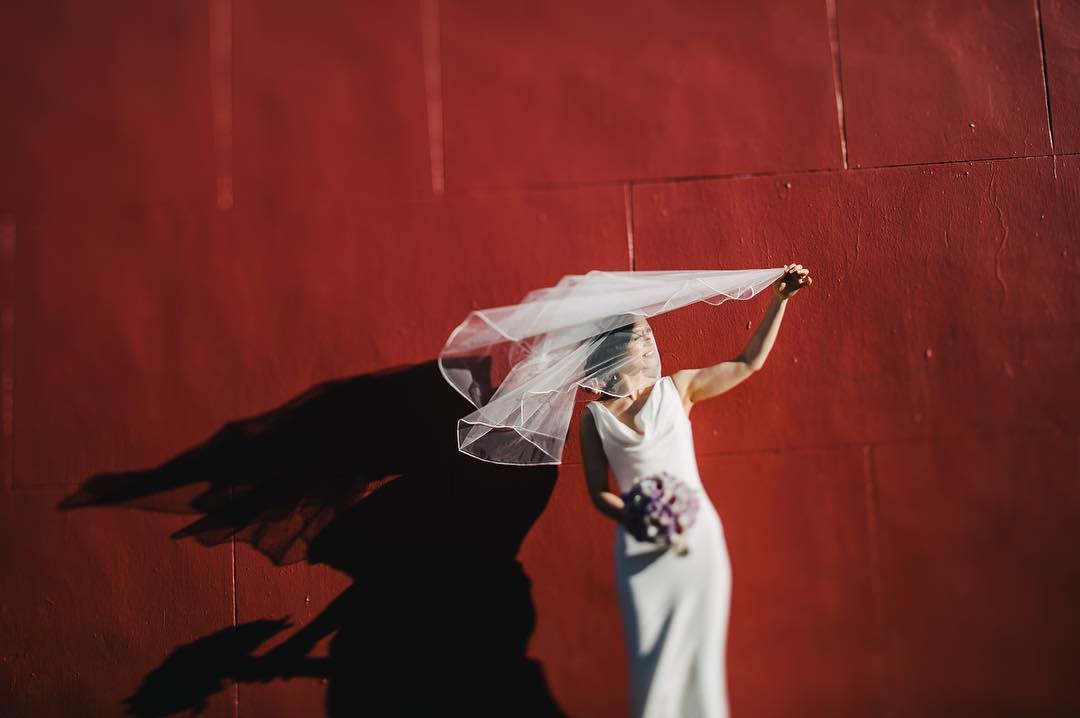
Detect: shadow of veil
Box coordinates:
(58, 358, 569, 717)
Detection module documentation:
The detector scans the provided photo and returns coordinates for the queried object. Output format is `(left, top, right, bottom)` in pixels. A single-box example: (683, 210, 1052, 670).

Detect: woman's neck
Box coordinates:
(603, 375, 654, 404)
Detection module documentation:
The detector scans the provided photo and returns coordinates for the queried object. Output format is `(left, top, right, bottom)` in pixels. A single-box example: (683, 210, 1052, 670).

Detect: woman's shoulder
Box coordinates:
(666, 372, 696, 419)
(579, 403, 603, 439)
(580, 401, 601, 422)
(667, 370, 693, 395)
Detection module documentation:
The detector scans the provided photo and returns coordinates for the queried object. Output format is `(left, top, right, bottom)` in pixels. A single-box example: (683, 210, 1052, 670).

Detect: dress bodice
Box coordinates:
(587, 375, 715, 557)
(586, 375, 705, 495)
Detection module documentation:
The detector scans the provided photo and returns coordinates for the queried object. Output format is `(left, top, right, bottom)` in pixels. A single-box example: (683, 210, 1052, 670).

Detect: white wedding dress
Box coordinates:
(586, 375, 732, 718)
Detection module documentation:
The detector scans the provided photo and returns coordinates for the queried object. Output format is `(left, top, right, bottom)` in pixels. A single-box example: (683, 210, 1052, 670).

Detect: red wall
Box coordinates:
(2, 1, 1078, 716)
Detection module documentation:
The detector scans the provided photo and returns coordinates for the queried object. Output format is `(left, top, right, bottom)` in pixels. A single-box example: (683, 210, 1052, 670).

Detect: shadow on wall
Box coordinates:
(58, 359, 568, 718)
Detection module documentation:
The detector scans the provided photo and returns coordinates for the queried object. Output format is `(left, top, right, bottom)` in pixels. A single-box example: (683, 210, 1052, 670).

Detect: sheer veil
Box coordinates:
(438, 268, 786, 465)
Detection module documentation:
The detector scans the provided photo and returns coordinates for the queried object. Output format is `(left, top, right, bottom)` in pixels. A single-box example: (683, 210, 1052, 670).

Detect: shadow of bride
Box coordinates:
(59, 359, 568, 717)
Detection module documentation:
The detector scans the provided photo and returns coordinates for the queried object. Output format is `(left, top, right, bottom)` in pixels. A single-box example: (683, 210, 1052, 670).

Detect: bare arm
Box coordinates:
(739, 291, 788, 370)
(579, 409, 625, 524)
(675, 264, 811, 405)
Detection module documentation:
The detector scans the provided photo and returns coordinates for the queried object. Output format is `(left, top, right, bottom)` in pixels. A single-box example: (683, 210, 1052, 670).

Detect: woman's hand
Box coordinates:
(590, 487, 630, 526)
(775, 263, 812, 299)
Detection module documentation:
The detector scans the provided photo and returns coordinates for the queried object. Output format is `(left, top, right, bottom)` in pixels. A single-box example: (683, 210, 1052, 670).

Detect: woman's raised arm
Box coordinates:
(674, 264, 811, 405)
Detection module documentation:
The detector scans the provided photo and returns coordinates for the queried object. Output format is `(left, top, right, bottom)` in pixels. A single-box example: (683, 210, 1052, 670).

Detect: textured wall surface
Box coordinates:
(1, 1, 1077, 716)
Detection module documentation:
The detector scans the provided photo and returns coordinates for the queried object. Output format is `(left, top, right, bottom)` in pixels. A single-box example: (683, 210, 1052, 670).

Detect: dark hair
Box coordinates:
(584, 322, 635, 397)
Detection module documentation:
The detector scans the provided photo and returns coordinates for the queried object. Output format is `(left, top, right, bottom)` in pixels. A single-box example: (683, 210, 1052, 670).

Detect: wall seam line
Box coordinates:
(1033, 0, 1056, 152)
(209, 0, 234, 211)
(862, 444, 887, 709)
(556, 425, 1065, 465)
(507, 151, 1080, 193)
(824, 0, 849, 169)
(420, 0, 445, 196)
(231, 534, 239, 717)
(1, 218, 13, 491)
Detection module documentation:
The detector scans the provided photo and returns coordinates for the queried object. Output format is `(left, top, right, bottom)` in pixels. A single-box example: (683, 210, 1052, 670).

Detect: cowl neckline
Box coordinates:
(591, 376, 669, 438)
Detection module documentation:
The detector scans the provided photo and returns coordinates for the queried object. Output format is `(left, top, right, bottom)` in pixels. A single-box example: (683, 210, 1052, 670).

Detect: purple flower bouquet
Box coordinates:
(620, 471, 700, 556)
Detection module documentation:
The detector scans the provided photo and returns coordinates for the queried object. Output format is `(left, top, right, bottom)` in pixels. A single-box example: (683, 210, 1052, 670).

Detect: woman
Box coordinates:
(579, 263, 811, 718)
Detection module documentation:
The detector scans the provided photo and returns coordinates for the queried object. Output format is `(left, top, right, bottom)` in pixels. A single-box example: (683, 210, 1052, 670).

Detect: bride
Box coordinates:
(579, 263, 811, 718)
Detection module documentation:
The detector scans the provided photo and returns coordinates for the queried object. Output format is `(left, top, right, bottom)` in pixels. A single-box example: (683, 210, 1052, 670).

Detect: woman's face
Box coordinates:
(626, 318, 659, 374)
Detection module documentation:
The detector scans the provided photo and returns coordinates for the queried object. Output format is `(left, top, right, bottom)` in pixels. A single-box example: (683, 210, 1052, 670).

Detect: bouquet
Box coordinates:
(620, 471, 700, 556)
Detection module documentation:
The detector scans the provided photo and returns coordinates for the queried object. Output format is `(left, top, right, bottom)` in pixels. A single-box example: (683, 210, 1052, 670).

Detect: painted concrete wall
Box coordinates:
(2, 1, 1078, 716)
